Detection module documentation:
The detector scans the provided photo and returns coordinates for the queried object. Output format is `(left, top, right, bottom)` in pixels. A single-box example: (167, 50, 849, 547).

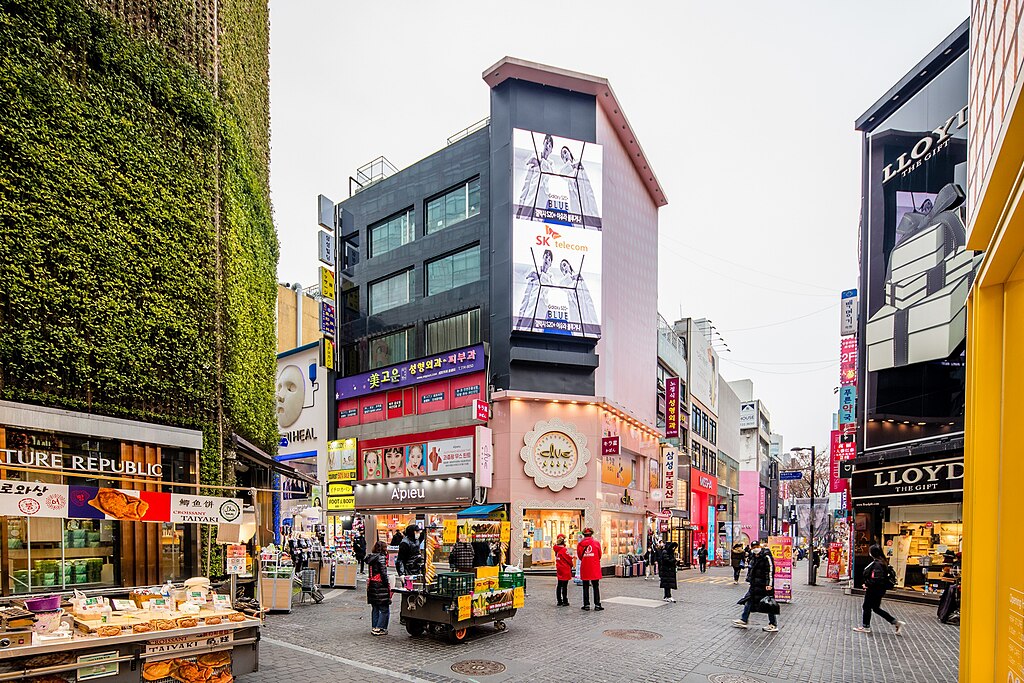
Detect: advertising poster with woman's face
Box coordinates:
(383, 447, 406, 479)
(405, 444, 426, 477)
(361, 449, 383, 480)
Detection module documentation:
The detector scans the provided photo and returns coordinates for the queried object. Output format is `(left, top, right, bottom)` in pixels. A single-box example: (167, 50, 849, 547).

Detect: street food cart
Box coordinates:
(398, 509, 524, 643)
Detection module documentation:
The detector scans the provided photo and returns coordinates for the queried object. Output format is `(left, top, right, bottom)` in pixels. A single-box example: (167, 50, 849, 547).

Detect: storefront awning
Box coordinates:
(457, 504, 504, 519)
(233, 435, 318, 486)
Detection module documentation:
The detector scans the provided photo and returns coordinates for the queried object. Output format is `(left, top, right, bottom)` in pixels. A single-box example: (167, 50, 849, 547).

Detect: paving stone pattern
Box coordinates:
(242, 565, 959, 683)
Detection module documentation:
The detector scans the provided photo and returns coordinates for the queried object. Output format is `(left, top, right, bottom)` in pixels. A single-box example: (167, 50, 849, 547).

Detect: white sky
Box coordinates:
(268, 1, 969, 452)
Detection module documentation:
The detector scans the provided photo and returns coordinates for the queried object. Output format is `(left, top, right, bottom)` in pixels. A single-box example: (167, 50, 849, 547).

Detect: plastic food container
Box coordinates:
(25, 595, 62, 612)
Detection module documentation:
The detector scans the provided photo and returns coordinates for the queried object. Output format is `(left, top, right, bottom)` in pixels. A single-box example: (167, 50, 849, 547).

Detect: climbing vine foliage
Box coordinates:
(0, 0, 279, 503)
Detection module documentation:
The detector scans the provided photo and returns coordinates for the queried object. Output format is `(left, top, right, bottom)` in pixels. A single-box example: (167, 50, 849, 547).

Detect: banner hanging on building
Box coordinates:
(665, 377, 679, 437)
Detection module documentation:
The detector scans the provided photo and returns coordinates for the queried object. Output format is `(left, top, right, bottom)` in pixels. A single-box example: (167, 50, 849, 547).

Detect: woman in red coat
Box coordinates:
(576, 528, 604, 611)
(553, 534, 574, 606)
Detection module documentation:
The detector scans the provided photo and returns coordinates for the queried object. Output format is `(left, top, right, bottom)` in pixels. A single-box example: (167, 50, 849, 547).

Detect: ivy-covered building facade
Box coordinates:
(0, 0, 279, 591)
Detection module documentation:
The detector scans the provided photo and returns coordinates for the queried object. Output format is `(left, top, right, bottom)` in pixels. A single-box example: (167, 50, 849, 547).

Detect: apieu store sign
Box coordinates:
(352, 476, 474, 509)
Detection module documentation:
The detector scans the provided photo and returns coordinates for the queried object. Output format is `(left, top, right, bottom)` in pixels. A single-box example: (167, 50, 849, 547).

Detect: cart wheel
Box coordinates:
(494, 620, 507, 632)
(448, 626, 468, 643)
(405, 619, 426, 637)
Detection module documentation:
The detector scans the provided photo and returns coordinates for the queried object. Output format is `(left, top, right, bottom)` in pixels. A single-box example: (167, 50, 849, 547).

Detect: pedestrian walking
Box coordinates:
(733, 540, 779, 632)
(659, 541, 679, 602)
(353, 533, 367, 574)
(854, 545, 905, 635)
(365, 541, 392, 636)
(554, 534, 574, 606)
(448, 532, 475, 574)
(576, 527, 603, 611)
(730, 543, 745, 584)
(697, 543, 708, 573)
(644, 541, 661, 580)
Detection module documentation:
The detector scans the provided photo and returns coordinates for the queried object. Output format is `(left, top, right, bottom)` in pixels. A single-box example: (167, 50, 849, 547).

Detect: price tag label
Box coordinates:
(111, 599, 136, 612)
(213, 594, 233, 610)
(186, 590, 207, 605)
(79, 597, 107, 613)
(146, 598, 173, 611)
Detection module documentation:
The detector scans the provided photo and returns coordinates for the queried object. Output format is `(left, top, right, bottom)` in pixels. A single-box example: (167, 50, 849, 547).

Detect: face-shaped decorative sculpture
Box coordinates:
(276, 365, 304, 428)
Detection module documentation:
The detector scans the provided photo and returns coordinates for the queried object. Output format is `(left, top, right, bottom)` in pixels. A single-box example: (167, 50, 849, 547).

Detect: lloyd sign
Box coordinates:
(852, 457, 964, 500)
(881, 106, 968, 184)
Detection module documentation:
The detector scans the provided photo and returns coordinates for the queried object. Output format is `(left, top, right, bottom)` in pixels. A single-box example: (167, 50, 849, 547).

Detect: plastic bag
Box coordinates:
(572, 562, 582, 586)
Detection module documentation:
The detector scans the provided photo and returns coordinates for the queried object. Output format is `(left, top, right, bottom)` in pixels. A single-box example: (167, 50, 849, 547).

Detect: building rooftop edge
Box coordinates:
(483, 56, 668, 207)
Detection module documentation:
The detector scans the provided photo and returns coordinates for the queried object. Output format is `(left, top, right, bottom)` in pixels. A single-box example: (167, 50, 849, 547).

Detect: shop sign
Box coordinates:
(830, 431, 856, 493)
(716, 503, 728, 512)
(473, 399, 490, 422)
(520, 418, 592, 492)
(665, 377, 679, 438)
(739, 402, 757, 430)
(758, 487, 766, 515)
(335, 344, 485, 399)
(662, 448, 677, 507)
(691, 472, 716, 495)
(320, 301, 336, 336)
(352, 476, 473, 508)
(881, 106, 968, 184)
(0, 480, 242, 524)
(601, 436, 620, 456)
(319, 266, 335, 299)
(0, 448, 162, 478)
(840, 338, 857, 386)
(318, 229, 335, 265)
(327, 439, 357, 482)
(838, 385, 856, 426)
(852, 457, 964, 500)
(475, 426, 493, 489)
(427, 436, 474, 477)
(841, 289, 858, 336)
(144, 630, 233, 655)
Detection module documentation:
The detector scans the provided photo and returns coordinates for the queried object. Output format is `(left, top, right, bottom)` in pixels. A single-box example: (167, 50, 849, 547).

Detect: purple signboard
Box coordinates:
(336, 344, 486, 400)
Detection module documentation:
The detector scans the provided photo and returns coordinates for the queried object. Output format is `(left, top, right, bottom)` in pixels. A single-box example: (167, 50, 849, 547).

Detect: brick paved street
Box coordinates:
(242, 564, 959, 683)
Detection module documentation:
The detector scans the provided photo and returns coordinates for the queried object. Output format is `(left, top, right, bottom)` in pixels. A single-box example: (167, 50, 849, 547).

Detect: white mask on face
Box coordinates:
(753, 547, 762, 554)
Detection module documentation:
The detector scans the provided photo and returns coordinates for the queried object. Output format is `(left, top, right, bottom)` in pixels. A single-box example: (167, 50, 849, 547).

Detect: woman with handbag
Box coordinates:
(733, 540, 779, 632)
(365, 541, 392, 636)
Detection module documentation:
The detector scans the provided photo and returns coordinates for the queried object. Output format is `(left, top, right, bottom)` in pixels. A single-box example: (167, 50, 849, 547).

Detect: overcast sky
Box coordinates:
(268, 1, 969, 452)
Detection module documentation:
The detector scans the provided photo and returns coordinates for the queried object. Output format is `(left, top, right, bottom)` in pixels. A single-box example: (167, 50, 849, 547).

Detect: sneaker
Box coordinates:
(732, 620, 748, 629)
(762, 625, 778, 632)
(853, 626, 872, 633)
(594, 605, 604, 611)
(668, 597, 676, 603)
(581, 605, 590, 611)
(370, 628, 382, 636)
(894, 621, 905, 635)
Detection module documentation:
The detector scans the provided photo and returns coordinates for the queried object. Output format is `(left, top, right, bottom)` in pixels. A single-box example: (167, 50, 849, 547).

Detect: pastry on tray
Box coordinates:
(197, 652, 231, 668)
(133, 622, 153, 633)
(227, 613, 247, 623)
(203, 616, 222, 625)
(153, 619, 177, 630)
(172, 662, 213, 682)
(97, 625, 122, 637)
(176, 617, 198, 628)
(143, 660, 175, 681)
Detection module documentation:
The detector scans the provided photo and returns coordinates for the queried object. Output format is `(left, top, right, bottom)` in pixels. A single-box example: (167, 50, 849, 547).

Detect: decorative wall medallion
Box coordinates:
(520, 418, 591, 491)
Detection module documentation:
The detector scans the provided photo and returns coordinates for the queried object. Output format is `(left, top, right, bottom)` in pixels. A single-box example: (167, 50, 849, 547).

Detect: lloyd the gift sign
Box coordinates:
(852, 457, 964, 500)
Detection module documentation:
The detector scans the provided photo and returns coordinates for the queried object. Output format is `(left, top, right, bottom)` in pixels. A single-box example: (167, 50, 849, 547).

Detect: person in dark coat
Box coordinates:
(390, 530, 403, 546)
(365, 541, 392, 636)
(395, 524, 423, 576)
(645, 541, 662, 580)
(733, 540, 778, 632)
(659, 541, 679, 602)
(730, 543, 745, 584)
(353, 534, 367, 574)
(854, 545, 905, 634)
(448, 533, 475, 574)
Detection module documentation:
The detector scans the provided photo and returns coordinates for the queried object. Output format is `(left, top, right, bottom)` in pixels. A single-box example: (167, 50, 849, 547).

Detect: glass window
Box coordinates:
(369, 210, 414, 258)
(369, 270, 412, 315)
(426, 179, 480, 234)
(369, 328, 412, 369)
(426, 309, 481, 355)
(426, 246, 480, 296)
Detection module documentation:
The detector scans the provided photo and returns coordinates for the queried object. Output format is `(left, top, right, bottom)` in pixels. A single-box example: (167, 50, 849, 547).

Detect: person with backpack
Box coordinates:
(854, 544, 905, 635)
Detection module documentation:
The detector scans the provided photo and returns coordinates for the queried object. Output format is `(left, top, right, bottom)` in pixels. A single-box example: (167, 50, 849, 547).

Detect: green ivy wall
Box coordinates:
(0, 0, 278, 518)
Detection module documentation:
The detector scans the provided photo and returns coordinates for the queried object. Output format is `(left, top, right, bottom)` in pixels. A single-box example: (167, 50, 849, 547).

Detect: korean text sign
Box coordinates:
(665, 377, 679, 438)
(768, 536, 793, 602)
(336, 344, 484, 400)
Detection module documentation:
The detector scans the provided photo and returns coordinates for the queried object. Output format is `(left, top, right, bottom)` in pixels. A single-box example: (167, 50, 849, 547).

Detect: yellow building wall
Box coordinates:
(277, 284, 323, 353)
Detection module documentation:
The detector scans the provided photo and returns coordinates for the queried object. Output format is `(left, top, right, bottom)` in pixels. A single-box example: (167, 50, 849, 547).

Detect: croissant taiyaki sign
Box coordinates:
(0, 479, 242, 524)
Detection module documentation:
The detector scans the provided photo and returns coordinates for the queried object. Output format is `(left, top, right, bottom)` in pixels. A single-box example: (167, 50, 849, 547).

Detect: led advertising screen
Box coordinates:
(511, 128, 603, 338)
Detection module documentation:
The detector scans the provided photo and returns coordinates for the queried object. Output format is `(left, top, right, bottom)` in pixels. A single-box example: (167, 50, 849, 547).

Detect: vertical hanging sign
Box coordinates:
(665, 377, 679, 438)
(662, 448, 677, 508)
(840, 289, 858, 336)
(319, 267, 336, 300)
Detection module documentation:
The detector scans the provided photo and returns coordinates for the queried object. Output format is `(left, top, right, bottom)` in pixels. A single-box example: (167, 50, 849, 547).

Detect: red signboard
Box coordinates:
(474, 399, 489, 422)
(665, 377, 679, 438)
(830, 430, 856, 494)
(337, 372, 485, 426)
(690, 471, 717, 495)
(601, 436, 620, 455)
(840, 338, 857, 386)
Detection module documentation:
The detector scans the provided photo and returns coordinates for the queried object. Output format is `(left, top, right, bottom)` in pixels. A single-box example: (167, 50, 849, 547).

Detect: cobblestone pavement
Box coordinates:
(243, 564, 959, 683)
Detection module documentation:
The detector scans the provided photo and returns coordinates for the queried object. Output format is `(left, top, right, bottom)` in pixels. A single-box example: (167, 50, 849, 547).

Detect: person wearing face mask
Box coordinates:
(734, 540, 779, 632)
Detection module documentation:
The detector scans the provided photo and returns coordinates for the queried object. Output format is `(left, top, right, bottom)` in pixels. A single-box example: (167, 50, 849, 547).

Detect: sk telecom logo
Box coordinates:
(535, 225, 561, 245)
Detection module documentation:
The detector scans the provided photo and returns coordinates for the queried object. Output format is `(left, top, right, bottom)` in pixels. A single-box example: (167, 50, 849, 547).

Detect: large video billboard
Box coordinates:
(511, 129, 603, 338)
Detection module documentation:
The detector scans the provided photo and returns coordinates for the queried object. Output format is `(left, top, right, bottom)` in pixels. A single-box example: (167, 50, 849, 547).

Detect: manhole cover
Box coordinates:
(708, 675, 766, 683)
(451, 660, 507, 676)
(602, 629, 663, 640)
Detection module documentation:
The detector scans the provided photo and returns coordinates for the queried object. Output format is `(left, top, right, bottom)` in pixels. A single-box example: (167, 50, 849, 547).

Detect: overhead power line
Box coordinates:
(720, 303, 840, 333)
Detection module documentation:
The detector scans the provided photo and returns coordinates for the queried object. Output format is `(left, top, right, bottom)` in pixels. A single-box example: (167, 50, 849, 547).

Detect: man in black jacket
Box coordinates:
(353, 534, 367, 574)
(395, 524, 423, 576)
(733, 540, 779, 632)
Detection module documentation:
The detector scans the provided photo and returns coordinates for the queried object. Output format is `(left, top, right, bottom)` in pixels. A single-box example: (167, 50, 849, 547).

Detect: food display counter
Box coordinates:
(0, 607, 260, 682)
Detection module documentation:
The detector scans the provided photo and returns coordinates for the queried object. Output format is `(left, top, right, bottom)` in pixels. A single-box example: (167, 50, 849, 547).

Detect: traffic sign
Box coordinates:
(779, 470, 803, 481)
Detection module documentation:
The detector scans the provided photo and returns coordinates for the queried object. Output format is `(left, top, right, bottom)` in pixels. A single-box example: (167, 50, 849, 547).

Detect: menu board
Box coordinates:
(768, 536, 793, 603)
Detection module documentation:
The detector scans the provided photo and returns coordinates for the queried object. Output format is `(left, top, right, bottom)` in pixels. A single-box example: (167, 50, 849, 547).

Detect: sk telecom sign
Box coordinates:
(665, 377, 679, 438)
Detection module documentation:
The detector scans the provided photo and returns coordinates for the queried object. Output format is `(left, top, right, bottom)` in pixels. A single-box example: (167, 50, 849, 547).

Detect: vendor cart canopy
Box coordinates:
(457, 504, 504, 519)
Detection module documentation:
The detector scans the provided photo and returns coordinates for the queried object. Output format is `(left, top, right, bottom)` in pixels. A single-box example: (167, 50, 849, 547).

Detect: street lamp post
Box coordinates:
(792, 446, 818, 586)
